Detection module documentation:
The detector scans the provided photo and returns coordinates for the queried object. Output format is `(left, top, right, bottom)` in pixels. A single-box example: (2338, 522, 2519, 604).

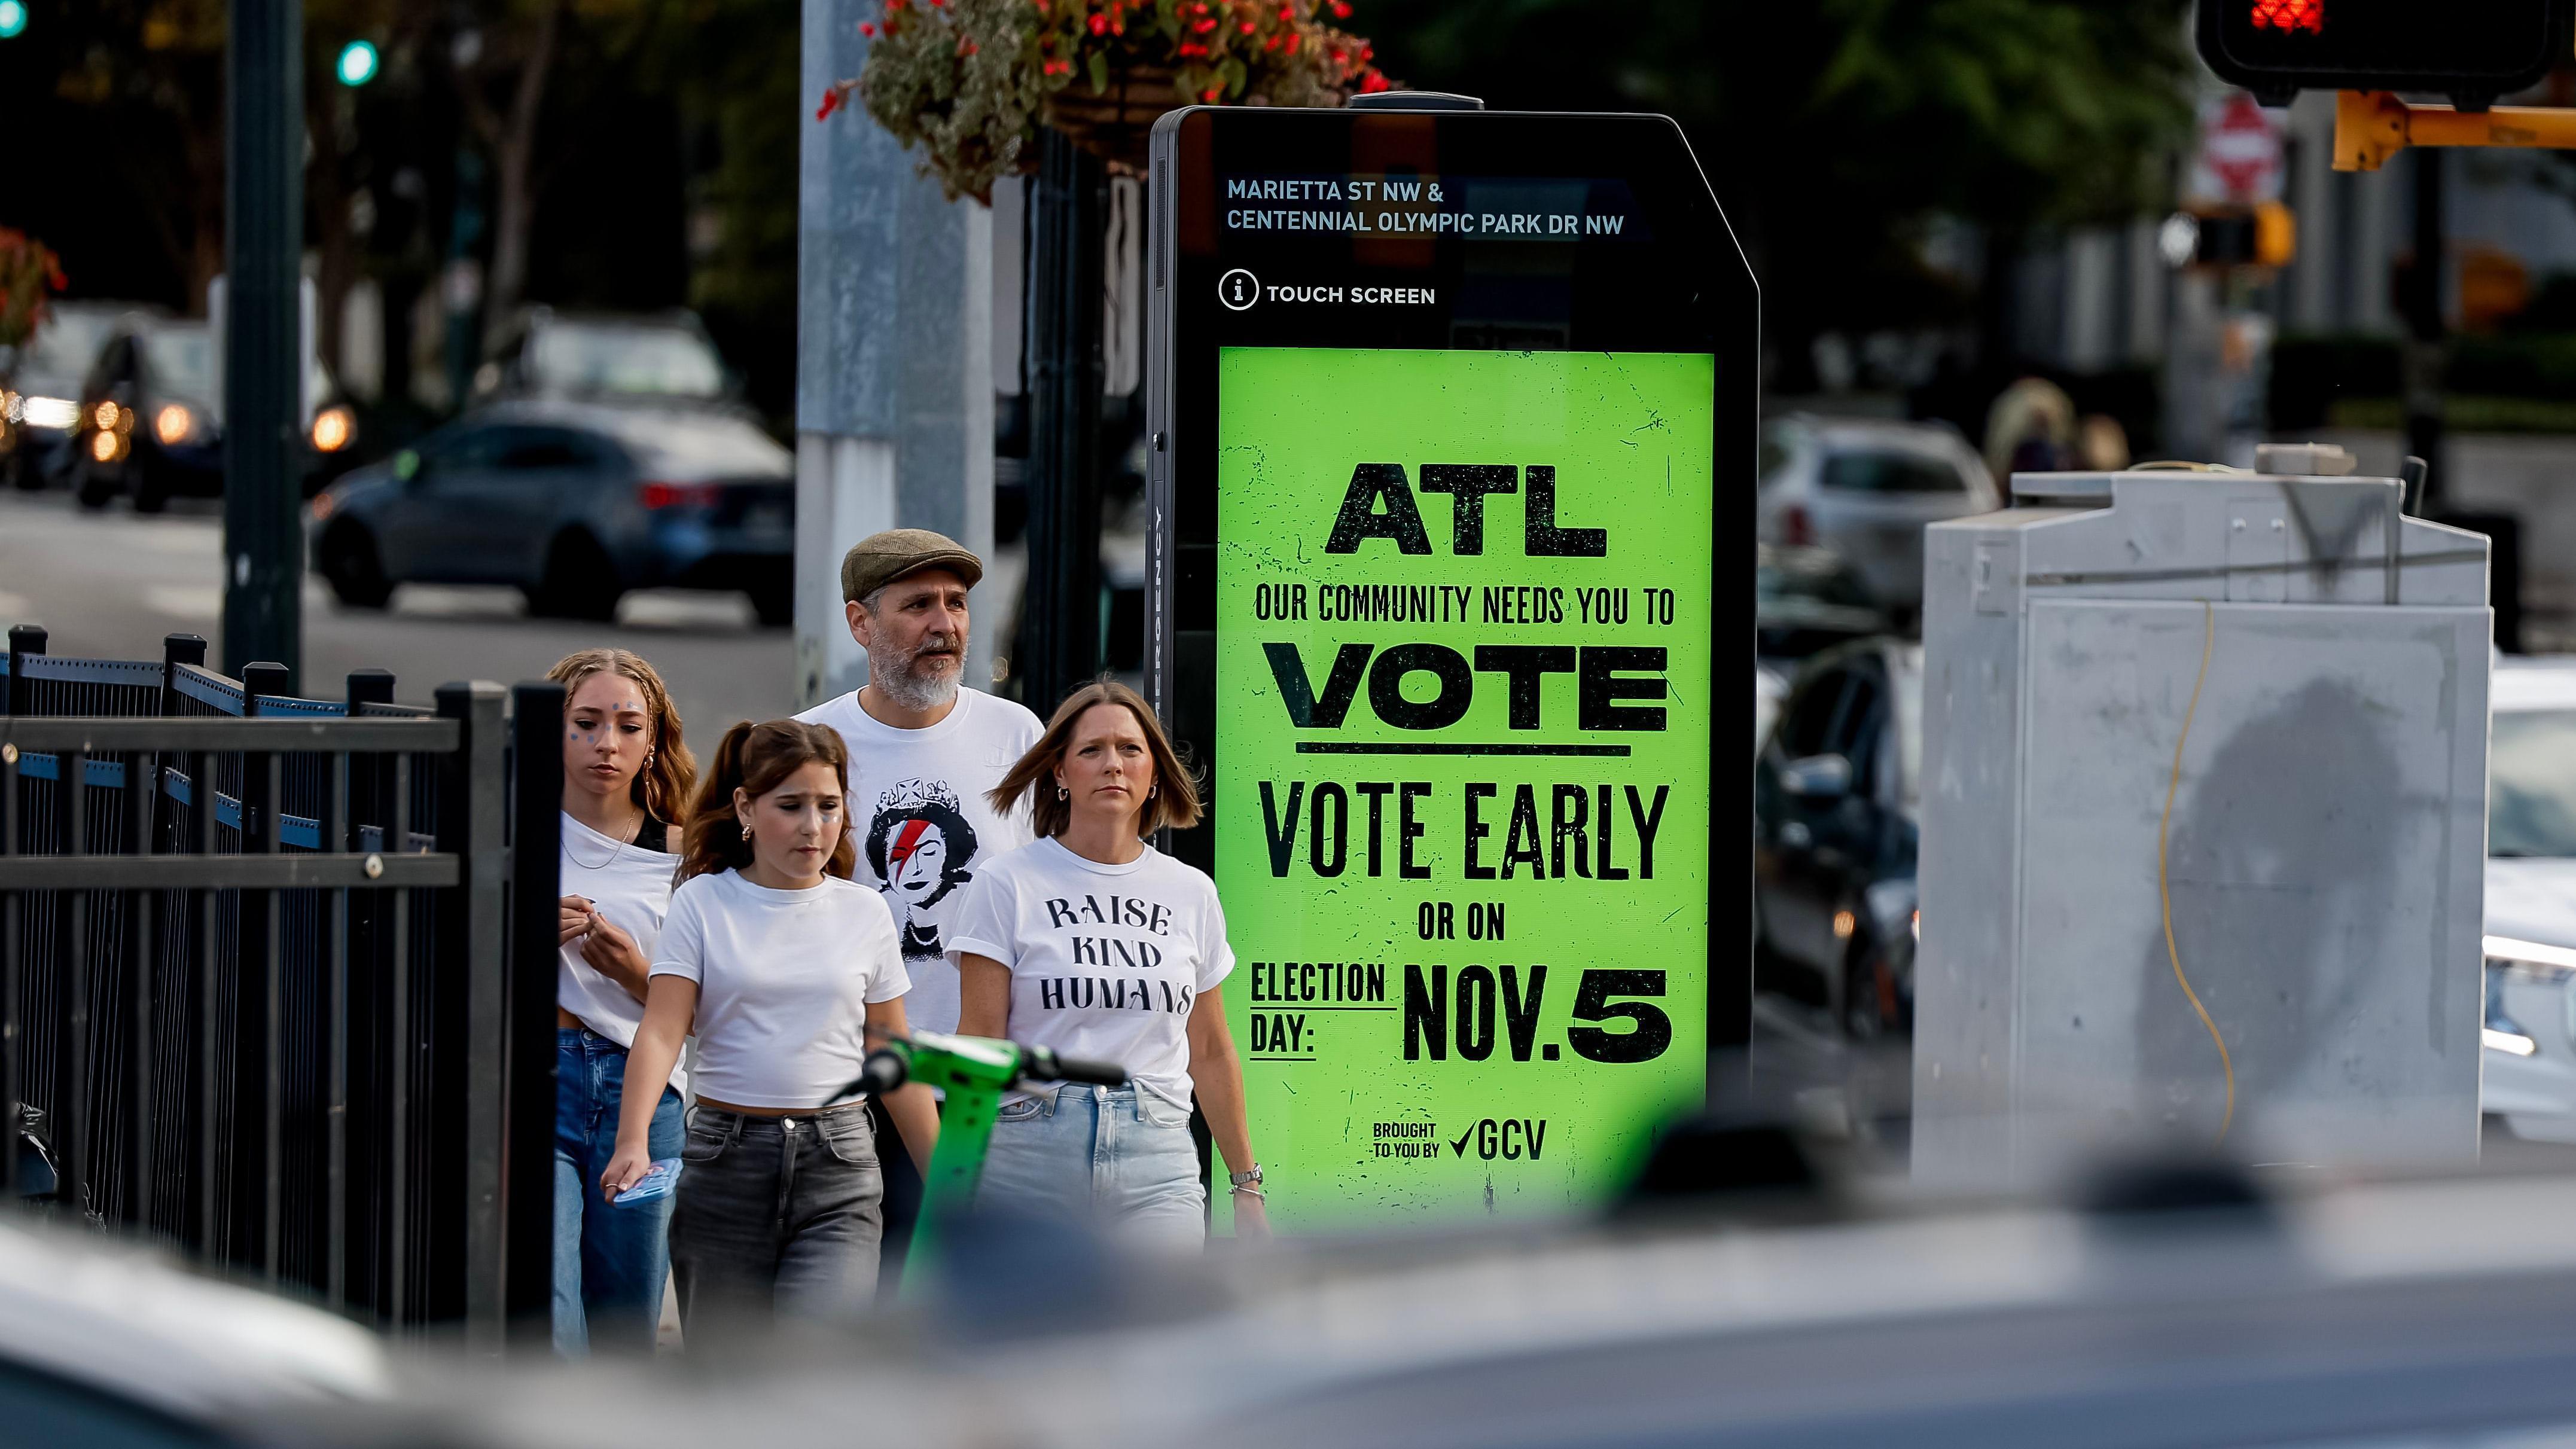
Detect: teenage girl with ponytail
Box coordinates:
(603, 719, 938, 1341)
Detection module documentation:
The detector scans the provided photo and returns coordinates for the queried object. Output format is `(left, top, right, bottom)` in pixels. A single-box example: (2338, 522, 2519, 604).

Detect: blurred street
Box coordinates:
(0, 489, 792, 730)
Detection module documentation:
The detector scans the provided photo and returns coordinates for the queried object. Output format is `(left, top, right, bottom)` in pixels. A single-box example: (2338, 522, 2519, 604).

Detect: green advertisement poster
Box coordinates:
(1215, 344, 1714, 1230)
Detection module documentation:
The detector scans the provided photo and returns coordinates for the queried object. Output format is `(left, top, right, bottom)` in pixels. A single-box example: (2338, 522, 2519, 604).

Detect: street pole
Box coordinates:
(1020, 128, 1106, 718)
(794, 0, 993, 709)
(223, 0, 303, 688)
(2404, 147, 2447, 512)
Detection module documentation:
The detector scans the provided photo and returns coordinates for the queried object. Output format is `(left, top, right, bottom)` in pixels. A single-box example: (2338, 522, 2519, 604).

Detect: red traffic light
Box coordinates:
(2249, 0, 2325, 33)
(2198, 0, 2568, 109)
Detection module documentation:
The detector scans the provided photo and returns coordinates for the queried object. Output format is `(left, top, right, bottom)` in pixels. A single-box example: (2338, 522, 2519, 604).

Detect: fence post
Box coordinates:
(437, 682, 508, 1350)
(504, 684, 562, 1346)
(160, 635, 209, 713)
(5, 626, 43, 715)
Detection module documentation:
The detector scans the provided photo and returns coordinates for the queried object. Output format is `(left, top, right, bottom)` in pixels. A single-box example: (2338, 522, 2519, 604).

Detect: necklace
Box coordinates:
(564, 809, 645, 871)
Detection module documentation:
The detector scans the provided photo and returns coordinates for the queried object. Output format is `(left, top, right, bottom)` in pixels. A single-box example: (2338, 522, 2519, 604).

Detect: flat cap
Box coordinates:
(841, 528, 984, 603)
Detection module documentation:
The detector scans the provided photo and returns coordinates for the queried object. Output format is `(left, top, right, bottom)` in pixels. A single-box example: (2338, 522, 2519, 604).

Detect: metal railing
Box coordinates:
(0, 625, 560, 1346)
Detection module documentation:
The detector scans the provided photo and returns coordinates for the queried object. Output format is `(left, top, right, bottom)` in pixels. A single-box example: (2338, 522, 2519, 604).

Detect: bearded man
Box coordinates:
(795, 529, 1042, 1034)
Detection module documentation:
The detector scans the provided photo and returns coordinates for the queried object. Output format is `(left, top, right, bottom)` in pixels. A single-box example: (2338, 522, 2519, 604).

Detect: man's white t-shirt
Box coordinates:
(944, 837, 1234, 1111)
(650, 869, 910, 1109)
(794, 685, 1042, 1034)
(557, 812, 686, 1097)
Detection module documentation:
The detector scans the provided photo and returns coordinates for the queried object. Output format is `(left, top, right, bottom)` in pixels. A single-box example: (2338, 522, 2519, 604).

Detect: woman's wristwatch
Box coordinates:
(1228, 1164, 1265, 1198)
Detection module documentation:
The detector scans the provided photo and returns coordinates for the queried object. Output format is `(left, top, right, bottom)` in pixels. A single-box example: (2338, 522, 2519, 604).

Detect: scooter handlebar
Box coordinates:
(1021, 1046, 1128, 1088)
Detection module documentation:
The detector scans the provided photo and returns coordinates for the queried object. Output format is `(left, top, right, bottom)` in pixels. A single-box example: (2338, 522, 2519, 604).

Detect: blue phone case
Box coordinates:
(614, 1158, 681, 1207)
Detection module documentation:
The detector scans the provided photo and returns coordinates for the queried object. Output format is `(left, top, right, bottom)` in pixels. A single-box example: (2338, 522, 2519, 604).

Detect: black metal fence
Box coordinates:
(0, 625, 560, 1346)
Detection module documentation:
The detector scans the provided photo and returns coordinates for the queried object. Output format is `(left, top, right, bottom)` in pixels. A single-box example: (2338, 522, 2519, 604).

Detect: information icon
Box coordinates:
(1218, 269, 1261, 311)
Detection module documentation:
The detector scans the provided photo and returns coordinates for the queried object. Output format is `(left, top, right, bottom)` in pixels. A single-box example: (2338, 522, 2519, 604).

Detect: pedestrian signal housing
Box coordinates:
(2196, 0, 2572, 109)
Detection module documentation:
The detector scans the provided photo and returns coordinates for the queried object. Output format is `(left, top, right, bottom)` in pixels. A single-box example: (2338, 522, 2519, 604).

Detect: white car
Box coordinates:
(2480, 657, 2576, 1142)
(1754, 416, 1999, 614)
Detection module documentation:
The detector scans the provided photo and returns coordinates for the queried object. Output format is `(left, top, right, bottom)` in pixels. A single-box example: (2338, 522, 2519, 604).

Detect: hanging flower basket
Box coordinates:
(1039, 63, 1187, 170)
(835, 0, 1392, 203)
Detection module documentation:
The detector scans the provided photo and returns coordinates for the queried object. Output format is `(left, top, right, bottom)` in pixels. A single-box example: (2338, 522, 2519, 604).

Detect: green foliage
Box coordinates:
(858, 0, 1389, 202)
(0, 228, 65, 352)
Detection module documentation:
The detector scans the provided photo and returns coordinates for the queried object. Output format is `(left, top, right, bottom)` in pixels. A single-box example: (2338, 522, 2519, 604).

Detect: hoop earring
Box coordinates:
(739, 823, 753, 841)
(1057, 785, 1069, 801)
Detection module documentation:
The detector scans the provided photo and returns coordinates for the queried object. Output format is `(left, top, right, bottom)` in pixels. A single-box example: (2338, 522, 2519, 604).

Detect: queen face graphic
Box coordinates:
(866, 781, 980, 960)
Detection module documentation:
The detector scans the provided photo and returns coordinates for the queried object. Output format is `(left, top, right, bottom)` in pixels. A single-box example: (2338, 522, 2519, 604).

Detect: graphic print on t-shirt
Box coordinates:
(862, 777, 982, 964)
(1028, 890, 1198, 1018)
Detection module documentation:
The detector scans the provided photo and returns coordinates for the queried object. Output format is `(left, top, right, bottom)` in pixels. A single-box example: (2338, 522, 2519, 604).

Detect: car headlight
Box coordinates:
(19, 396, 80, 431)
(89, 429, 126, 463)
(310, 404, 355, 454)
(2483, 936, 2576, 1057)
(153, 404, 196, 446)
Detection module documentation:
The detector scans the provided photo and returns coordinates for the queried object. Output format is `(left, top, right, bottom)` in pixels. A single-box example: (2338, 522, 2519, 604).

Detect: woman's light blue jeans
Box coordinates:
(554, 1027, 683, 1356)
(975, 1083, 1205, 1250)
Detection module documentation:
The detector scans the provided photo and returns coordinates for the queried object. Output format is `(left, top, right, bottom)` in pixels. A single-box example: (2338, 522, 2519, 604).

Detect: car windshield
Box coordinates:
(15, 309, 118, 390)
(2491, 709, 2576, 858)
(1821, 448, 1965, 494)
(142, 327, 216, 402)
(599, 411, 789, 475)
(529, 324, 725, 398)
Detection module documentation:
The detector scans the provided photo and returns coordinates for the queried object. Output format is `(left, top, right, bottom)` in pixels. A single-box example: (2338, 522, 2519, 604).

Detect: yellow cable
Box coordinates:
(2159, 599, 2234, 1145)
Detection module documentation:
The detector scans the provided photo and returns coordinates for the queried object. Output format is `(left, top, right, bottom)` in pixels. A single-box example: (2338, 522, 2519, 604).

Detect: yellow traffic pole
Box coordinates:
(2336, 89, 2576, 172)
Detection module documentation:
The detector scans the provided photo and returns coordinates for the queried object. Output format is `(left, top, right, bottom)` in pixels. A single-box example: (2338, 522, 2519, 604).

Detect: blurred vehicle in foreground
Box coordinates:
(1754, 637, 1920, 1040)
(71, 315, 356, 513)
(0, 1214, 389, 1443)
(1755, 414, 1998, 616)
(267, 1166, 2576, 1449)
(476, 307, 742, 408)
(1, 300, 133, 492)
(309, 398, 795, 625)
(2480, 657, 2576, 1143)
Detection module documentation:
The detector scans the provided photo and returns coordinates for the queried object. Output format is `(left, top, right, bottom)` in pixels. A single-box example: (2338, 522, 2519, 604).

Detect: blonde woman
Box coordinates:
(547, 648, 697, 1355)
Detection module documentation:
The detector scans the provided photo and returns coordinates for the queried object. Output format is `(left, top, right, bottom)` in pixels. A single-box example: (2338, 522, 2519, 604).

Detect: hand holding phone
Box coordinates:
(611, 1158, 680, 1207)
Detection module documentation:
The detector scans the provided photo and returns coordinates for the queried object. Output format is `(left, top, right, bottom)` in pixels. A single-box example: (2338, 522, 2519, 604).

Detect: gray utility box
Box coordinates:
(1914, 464, 2491, 1189)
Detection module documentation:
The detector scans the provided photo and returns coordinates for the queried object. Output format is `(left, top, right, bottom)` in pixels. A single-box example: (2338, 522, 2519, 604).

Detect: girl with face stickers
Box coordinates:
(545, 648, 696, 1356)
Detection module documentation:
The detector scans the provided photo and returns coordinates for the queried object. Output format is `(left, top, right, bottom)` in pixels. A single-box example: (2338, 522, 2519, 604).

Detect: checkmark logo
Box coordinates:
(1449, 1129, 1473, 1157)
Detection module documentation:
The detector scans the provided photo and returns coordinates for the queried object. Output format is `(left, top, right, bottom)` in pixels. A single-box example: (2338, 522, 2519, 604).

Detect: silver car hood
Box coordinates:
(2486, 856, 2576, 948)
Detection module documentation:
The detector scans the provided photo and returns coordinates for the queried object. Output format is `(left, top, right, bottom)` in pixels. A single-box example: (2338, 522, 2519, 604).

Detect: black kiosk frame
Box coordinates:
(1143, 99, 1759, 1108)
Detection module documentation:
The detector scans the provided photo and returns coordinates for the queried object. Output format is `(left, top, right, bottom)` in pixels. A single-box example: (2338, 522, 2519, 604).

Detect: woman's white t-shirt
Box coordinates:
(557, 812, 686, 1097)
(944, 837, 1234, 1111)
(650, 869, 909, 1109)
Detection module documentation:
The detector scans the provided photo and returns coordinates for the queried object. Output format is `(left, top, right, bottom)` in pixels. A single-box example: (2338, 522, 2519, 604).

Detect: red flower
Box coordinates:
(1284, 30, 1299, 50)
(1203, 85, 1221, 100)
(1089, 12, 1108, 32)
(1359, 71, 1390, 92)
(1238, 19, 1254, 30)
(815, 87, 844, 120)
(859, 19, 876, 32)
(1328, 0, 1349, 13)
(1192, 16, 1215, 29)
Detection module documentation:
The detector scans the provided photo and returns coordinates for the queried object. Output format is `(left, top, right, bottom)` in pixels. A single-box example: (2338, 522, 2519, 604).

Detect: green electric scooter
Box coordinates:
(839, 1029, 1128, 1285)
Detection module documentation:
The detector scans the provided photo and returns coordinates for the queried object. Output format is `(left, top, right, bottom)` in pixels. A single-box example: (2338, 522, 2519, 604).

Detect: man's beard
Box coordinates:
(870, 629, 964, 712)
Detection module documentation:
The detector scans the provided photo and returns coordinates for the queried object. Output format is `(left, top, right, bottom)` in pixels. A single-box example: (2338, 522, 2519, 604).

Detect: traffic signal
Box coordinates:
(2197, 0, 2573, 110)
(335, 39, 379, 87)
(0, 1, 26, 40)
(2162, 203, 2298, 270)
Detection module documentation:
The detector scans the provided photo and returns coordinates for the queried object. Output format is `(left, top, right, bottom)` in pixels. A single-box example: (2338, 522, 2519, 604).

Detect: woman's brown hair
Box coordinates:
(988, 681, 1202, 840)
(679, 719, 858, 882)
(547, 648, 698, 827)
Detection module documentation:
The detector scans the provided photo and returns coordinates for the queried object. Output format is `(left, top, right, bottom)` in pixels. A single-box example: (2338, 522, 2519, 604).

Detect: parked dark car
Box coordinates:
(308, 399, 795, 625)
(71, 315, 357, 513)
(1, 300, 132, 492)
(1754, 637, 1920, 1040)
